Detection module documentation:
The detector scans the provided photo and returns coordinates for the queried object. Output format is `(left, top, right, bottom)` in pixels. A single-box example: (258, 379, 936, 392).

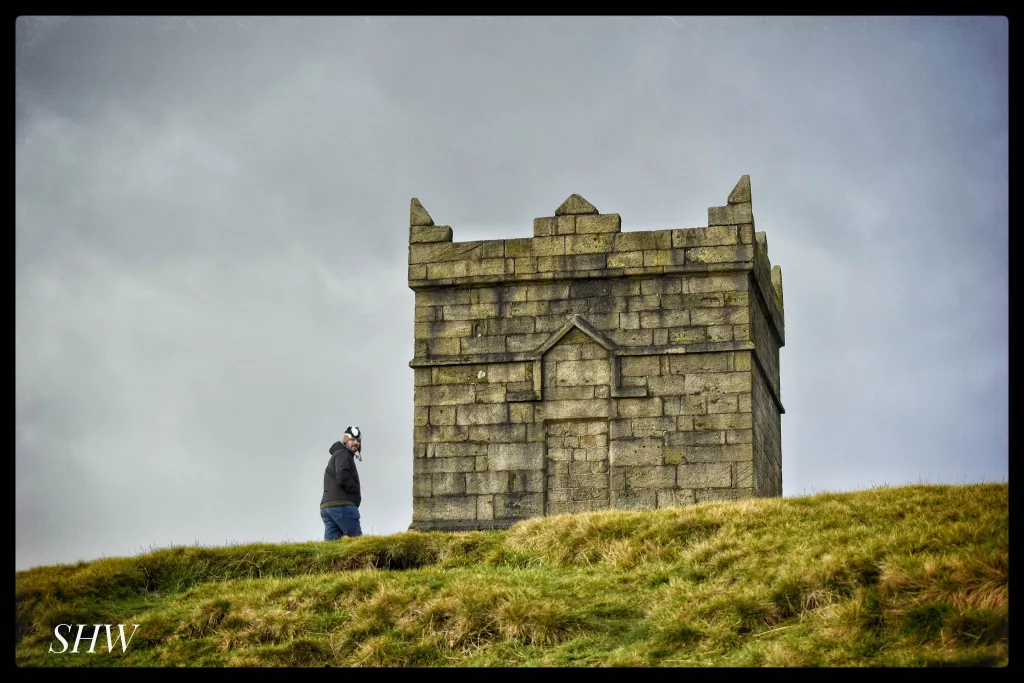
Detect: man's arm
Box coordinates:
(335, 451, 357, 494)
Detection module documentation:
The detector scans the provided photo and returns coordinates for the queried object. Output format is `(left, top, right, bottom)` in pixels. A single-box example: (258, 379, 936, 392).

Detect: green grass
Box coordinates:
(15, 483, 1007, 667)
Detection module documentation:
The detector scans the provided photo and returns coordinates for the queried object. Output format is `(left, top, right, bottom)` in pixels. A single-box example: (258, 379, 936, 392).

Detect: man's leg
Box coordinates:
(339, 505, 363, 537)
(321, 508, 342, 541)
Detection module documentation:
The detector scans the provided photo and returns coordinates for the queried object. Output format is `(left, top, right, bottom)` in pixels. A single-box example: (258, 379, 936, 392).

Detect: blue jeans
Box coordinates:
(321, 505, 362, 540)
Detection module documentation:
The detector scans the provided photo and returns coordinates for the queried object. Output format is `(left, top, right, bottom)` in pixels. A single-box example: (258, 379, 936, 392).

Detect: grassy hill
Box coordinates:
(15, 483, 1007, 667)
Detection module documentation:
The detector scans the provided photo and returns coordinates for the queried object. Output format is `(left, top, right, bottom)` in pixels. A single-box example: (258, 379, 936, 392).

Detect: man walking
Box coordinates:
(320, 426, 363, 540)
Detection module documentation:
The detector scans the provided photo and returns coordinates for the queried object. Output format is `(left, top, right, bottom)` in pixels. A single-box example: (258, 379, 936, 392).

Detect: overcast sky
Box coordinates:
(15, 16, 1007, 572)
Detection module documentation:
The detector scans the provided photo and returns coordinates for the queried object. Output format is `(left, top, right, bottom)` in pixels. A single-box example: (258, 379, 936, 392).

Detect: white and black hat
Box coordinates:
(344, 426, 362, 440)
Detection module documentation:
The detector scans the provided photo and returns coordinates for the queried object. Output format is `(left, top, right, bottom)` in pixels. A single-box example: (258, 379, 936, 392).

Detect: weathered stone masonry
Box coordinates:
(407, 176, 785, 531)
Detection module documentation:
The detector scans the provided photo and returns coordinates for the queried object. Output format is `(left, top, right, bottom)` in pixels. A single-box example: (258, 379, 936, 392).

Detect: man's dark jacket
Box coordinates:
(321, 441, 361, 509)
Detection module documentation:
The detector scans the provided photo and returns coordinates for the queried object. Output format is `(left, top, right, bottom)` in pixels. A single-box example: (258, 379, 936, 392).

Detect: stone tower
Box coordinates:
(407, 176, 784, 531)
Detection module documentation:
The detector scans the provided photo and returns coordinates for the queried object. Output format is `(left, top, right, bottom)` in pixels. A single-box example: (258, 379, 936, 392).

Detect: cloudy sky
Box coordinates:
(15, 16, 1007, 572)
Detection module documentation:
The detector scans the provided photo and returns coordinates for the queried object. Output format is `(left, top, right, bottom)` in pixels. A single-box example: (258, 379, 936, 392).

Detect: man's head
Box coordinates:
(343, 426, 362, 454)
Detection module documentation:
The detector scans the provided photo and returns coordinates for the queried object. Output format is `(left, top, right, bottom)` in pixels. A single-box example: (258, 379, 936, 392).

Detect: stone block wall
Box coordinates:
(407, 176, 785, 531)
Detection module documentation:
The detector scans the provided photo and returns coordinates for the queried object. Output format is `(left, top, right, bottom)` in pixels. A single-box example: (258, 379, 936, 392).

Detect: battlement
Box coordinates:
(408, 176, 784, 345)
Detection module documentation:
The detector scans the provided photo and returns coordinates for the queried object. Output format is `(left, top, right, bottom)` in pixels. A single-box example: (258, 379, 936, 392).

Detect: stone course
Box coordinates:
(407, 176, 784, 530)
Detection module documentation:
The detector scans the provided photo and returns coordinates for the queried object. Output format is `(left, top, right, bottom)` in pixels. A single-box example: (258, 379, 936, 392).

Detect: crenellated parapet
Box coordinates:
(409, 185, 755, 288)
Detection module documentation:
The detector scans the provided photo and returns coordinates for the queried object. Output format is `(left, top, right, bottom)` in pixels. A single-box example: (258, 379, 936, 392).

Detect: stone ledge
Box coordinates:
(618, 341, 755, 356)
(410, 262, 754, 291)
(408, 341, 756, 368)
(408, 518, 524, 532)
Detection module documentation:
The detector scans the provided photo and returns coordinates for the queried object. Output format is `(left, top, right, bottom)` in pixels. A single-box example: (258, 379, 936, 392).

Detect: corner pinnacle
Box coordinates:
(727, 175, 751, 204)
(410, 198, 434, 227)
